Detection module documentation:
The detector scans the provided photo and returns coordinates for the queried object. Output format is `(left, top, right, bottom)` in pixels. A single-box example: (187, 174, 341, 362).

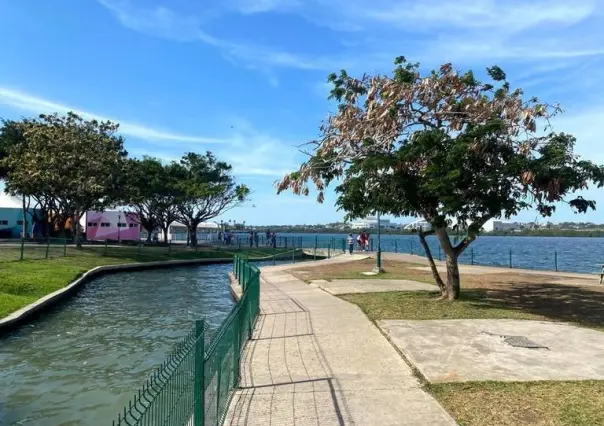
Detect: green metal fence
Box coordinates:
(112, 255, 260, 426)
(0, 238, 68, 262)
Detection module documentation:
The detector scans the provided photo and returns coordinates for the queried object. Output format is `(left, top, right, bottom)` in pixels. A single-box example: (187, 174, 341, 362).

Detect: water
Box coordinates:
(0, 264, 236, 426)
(274, 233, 604, 274)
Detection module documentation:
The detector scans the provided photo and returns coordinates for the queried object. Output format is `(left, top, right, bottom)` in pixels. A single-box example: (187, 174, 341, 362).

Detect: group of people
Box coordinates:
(347, 231, 371, 254)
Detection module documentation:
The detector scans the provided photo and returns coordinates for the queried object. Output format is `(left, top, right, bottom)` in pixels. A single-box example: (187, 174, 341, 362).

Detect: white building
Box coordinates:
(350, 216, 391, 229)
(482, 219, 519, 232)
(143, 221, 221, 243)
(402, 219, 433, 232)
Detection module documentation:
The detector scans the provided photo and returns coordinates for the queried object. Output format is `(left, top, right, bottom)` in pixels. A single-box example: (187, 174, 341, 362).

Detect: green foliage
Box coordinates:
(173, 152, 249, 245)
(1, 113, 127, 241)
(278, 56, 604, 299)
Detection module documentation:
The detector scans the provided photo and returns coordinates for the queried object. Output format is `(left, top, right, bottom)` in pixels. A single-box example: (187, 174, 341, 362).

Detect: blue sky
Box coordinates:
(1, 0, 603, 225)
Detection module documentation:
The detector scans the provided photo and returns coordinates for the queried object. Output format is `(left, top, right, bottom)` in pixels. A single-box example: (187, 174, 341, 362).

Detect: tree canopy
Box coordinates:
(173, 152, 249, 246)
(1, 112, 249, 245)
(2, 112, 127, 244)
(277, 57, 604, 299)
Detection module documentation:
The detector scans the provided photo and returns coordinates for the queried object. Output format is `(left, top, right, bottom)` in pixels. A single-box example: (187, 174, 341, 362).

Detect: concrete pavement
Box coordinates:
(224, 261, 457, 426)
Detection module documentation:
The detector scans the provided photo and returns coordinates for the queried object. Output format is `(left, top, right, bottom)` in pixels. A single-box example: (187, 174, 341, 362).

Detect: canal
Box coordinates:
(0, 263, 238, 425)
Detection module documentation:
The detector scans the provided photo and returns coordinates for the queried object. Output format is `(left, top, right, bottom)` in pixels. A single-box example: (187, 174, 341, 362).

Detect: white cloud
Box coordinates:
(0, 87, 233, 144)
(97, 0, 604, 74)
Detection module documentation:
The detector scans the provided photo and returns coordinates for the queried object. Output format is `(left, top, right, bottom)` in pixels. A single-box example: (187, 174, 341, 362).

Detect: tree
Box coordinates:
(277, 57, 604, 300)
(174, 152, 249, 247)
(123, 157, 170, 242)
(2, 112, 127, 247)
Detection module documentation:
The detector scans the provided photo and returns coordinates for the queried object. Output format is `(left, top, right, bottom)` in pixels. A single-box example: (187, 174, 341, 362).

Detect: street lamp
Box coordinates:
(373, 211, 385, 273)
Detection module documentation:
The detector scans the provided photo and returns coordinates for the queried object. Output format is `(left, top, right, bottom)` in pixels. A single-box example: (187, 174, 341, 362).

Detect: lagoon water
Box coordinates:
(275, 233, 604, 274)
(0, 264, 236, 425)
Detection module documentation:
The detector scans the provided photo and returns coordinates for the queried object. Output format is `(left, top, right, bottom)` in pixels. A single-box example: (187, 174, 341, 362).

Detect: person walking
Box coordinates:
(254, 231, 259, 248)
(347, 233, 354, 255)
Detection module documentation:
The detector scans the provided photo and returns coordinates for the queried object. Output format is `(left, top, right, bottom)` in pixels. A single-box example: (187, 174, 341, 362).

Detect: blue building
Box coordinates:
(0, 194, 35, 238)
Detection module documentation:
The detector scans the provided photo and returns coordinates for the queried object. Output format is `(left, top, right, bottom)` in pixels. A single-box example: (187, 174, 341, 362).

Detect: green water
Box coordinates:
(0, 264, 236, 425)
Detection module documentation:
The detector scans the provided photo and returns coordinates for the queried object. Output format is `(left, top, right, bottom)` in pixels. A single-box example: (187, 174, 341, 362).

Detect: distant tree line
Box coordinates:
(0, 112, 249, 247)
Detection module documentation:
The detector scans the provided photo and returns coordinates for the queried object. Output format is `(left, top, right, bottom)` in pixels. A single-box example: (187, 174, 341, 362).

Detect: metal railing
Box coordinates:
(112, 256, 260, 426)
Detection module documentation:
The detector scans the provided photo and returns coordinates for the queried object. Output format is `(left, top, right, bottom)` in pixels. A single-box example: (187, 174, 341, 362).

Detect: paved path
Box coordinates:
(309, 279, 436, 295)
(224, 261, 457, 426)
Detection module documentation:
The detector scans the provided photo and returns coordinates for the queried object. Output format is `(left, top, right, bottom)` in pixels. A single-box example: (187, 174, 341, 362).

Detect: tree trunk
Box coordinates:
(444, 254, 461, 300)
(188, 225, 198, 247)
(417, 231, 447, 297)
(74, 214, 82, 249)
(22, 195, 27, 239)
(162, 227, 169, 243)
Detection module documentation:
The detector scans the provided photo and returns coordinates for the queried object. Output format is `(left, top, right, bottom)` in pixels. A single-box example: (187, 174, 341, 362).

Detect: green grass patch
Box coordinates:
(0, 246, 291, 319)
(340, 290, 547, 322)
(428, 381, 604, 426)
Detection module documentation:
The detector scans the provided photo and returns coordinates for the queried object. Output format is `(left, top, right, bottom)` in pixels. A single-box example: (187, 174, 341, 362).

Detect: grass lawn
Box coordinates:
(339, 291, 547, 322)
(428, 381, 604, 426)
(0, 245, 290, 319)
(295, 258, 604, 331)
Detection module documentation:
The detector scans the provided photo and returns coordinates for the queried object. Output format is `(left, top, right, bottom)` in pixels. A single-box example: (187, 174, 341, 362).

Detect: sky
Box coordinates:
(0, 0, 603, 225)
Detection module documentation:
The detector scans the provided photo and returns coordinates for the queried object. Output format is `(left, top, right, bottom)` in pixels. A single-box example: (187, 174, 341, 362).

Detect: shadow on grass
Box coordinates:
(484, 283, 604, 330)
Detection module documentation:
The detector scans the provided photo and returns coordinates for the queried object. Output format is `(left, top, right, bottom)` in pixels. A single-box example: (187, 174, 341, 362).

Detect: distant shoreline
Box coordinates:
(254, 229, 604, 238)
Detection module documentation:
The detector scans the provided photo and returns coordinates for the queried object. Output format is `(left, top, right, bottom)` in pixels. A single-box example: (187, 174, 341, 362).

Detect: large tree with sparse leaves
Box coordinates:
(278, 57, 604, 300)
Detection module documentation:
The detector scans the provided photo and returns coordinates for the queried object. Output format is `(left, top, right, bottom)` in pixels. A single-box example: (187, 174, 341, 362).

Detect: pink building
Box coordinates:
(84, 211, 141, 241)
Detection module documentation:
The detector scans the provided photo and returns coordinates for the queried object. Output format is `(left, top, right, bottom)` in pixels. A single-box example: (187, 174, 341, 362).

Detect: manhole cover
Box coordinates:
(481, 331, 549, 350)
(503, 336, 549, 349)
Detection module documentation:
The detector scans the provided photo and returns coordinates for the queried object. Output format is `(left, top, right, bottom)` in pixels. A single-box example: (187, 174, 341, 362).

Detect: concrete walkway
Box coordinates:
(224, 261, 457, 426)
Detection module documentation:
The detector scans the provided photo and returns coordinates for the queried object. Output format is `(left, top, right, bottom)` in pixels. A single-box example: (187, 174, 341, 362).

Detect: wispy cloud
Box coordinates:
(0, 86, 304, 177)
(98, 0, 604, 74)
(0, 87, 233, 144)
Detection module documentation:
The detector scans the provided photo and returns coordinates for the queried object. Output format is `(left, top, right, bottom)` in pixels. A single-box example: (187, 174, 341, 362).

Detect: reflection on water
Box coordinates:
(0, 263, 236, 425)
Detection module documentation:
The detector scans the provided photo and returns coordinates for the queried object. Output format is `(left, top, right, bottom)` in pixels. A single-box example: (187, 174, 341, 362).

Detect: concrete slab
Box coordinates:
(379, 319, 604, 383)
(310, 278, 436, 295)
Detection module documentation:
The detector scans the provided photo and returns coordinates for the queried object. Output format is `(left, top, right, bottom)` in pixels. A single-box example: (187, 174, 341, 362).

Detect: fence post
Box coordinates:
(554, 251, 558, 272)
(20, 238, 25, 261)
(104, 239, 108, 256)
(509, 249, 512, 269)
(168, 240, 172, 255)
(410, 240, 414, 255)
(471, 248, 474, 265)
(370, 238, 374, 252)
(194, 320, 205, 426)
(63, 238, 67, 257)
(394, 240, 398, 253)
(438, 246, 441, 261)
(284, 237, 287, 249)
(314, 237, 317, 261)
(45, 238, 50, 259)
(292, 238, 295, 264)
(328, 244, 331, 259)
(273, 246, 276, 265)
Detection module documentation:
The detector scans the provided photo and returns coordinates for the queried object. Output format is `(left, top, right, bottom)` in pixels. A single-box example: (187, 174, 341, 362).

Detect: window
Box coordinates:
(129, 223, 137, 228)
(87, 222, 97, 227)
(101, 222, 111, 227)
(117, 223, 127, 228)
(0, 220, 8, 226)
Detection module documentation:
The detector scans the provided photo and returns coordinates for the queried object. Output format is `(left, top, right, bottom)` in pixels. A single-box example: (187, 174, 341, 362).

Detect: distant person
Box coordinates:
(254, 232, 259, 248)
(364, 233, 370, 251)
(249, 231, 254, 248)
(347, 233, 354, 254)
(271, 232, 277, 248)
(356, 233, 362, 250)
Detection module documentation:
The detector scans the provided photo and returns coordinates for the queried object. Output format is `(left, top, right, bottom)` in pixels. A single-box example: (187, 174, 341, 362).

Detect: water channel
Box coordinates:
(0, 263, 241, 425)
